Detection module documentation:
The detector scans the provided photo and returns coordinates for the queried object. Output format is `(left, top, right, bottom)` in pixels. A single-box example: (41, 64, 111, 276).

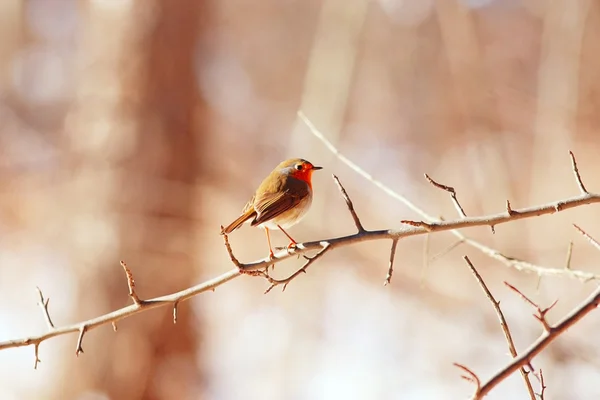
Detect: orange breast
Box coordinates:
(290, 169, 314, 188)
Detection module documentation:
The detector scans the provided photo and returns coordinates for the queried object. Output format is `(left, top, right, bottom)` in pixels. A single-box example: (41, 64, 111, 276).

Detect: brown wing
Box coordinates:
(251, 178, 310, 226)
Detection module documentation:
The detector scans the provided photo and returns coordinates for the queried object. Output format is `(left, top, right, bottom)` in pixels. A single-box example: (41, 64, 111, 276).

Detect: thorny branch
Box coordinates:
(298, 111, 598, 282)
(456, 225, 600, 399)
(459, 283, 600, 399)
(424, 173, 467, 218)
(0, 113, 599, 378)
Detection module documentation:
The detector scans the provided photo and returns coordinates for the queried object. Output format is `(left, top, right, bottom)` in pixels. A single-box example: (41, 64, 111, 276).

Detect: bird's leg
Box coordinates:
(264, 227, 275, 260)
(277, 225, 298, 253)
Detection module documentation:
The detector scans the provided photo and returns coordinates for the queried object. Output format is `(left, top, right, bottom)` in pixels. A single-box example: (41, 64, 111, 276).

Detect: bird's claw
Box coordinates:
(285, 242, 298, 255)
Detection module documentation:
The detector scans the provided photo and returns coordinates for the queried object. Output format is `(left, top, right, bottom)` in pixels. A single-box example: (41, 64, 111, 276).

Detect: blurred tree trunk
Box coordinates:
(60, 1, 206, 399)
(123, 0, 205, 398)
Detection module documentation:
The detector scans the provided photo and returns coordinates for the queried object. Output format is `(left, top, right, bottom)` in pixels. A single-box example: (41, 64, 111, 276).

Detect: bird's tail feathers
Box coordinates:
(220, 210, 256, 234)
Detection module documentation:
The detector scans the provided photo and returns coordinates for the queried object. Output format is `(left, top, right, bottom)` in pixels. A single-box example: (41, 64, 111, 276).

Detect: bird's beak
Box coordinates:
(312, 166, 323, 171)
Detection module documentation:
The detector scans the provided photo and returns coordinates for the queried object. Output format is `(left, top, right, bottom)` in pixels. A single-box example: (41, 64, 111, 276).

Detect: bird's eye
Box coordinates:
(295, 164, 303, 171)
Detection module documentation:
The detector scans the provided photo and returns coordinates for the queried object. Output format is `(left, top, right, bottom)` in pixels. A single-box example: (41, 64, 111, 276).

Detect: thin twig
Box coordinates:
(536, 369, 546, 399)
(573, 224, 600, 252)
(424, 173, 467, 218)
(463, 256, 536, 400)
(569, 150, 588, 194)
(120, 261, 142, 305)
(454, 363, 481, 390)
(565, 241, 574, 270)
(429, 239, 464, 263)
(384, 239, 399, 286)
(333, 174, 365, 232)
(36, 287, 55, 330)
(221, 228, 244, 269)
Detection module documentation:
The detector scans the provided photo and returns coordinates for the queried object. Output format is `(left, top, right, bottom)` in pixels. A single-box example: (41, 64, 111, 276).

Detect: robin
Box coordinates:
(221, 158, 322, 258)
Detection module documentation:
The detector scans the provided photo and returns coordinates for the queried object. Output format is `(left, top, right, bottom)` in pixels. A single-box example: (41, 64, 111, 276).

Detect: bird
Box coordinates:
(220, 158, 322, 258)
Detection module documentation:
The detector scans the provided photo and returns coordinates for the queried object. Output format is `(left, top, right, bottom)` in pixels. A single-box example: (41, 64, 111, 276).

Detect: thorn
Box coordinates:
(384, 239, 399, 286)
(120, 261, 142, 305)
(33, 343, 41, 369)
(173, 302, 179, 324)
(75, 326, 86, 357)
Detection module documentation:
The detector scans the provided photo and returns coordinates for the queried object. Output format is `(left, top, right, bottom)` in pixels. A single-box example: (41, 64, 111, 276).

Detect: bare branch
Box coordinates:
(333, 174, 365, 233)
(569, 150, 588, 194)
(120, 261, 142, 306)
(1, 119, 599, 368)
(463, 256, 536, 399)
(475, 285, 600, 397)
(0, 264, 242, 363)
(2, 173, 599, 365)
(384, 239, 399, 286)
(573, 224, 600, 252)
(424, 173, 467, 218)
(36, 287, 55, 330)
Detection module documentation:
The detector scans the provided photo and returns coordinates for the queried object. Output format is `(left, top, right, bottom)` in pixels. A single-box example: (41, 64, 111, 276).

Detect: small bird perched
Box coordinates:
(220, 158, 322, 258)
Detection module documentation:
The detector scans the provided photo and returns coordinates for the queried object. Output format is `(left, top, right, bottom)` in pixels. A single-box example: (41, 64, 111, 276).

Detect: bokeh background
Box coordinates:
(1, 0, 600, 399)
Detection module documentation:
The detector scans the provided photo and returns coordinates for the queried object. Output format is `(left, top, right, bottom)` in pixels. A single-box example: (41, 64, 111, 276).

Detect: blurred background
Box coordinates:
(0, 0, 600, 399)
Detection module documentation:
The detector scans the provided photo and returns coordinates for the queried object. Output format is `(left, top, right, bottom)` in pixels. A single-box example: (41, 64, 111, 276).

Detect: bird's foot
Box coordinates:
(286, 241, 298, 255)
